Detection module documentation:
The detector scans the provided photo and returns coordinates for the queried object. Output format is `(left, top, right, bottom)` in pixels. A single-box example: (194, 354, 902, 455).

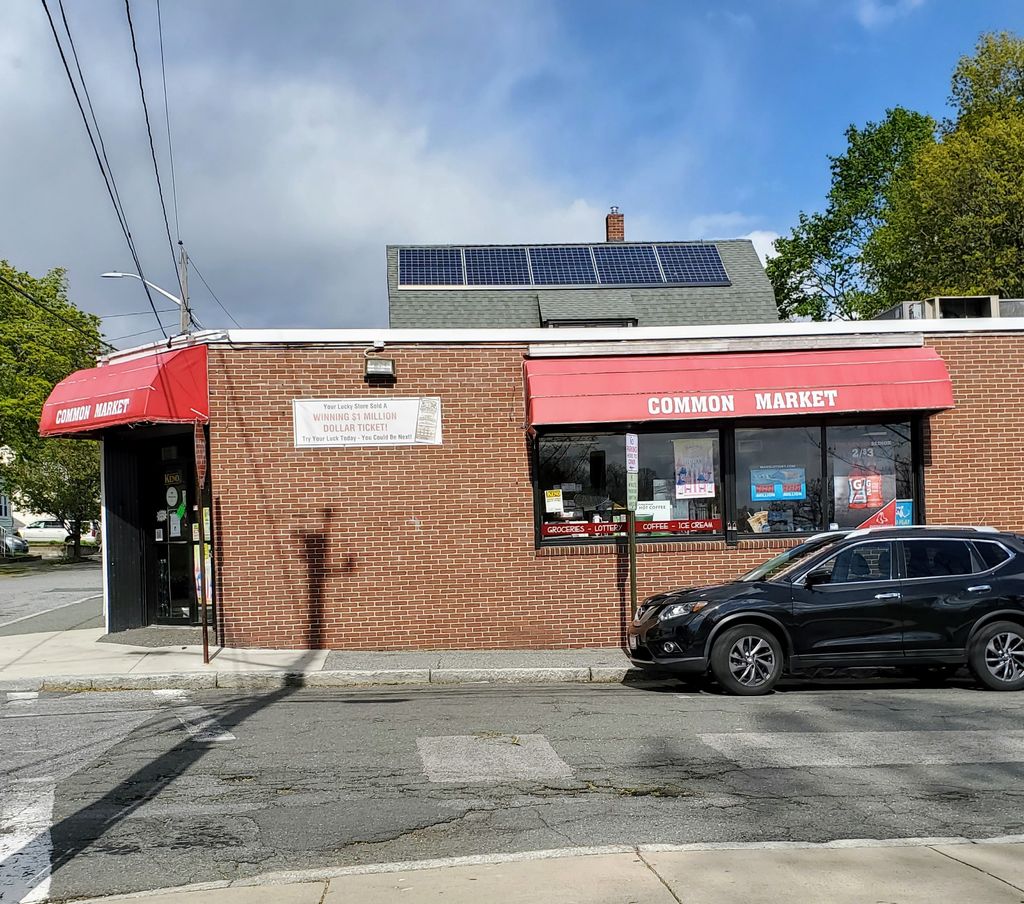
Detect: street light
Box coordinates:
(102, 271, 194, 334)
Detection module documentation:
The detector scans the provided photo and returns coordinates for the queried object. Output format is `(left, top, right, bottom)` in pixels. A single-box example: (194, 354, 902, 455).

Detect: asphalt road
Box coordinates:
(0, 561, 103, 636)
(4, 677, 1024, 902)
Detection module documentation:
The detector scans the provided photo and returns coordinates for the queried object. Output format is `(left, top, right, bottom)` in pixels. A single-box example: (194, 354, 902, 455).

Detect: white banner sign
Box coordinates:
(293, 397, 442, 447)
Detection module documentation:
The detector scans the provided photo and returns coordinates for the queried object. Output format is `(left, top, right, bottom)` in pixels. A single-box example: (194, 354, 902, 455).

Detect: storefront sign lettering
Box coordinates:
(293, 398, 442, 447)
(755, 389, 839, 411)
(648, 395, 735, 415)
(541, 518, 721, 537)
(53, 397, 133, 425)
(641, 389, 842, 420)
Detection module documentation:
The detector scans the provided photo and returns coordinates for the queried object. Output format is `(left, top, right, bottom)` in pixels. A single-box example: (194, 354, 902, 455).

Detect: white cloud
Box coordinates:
(738, 230, 780, 265)
(855, 0, 925, 29)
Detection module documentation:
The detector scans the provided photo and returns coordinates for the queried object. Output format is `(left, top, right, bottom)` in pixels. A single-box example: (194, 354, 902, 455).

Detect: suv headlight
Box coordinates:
(658, 600, 708, 622)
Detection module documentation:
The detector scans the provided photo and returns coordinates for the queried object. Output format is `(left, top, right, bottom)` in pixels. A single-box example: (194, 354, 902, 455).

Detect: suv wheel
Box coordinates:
(710, 625, 783, 696)
(969, 621, 1024, 691)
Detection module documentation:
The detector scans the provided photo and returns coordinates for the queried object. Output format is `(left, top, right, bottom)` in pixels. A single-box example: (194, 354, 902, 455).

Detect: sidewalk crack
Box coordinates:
(928, 845, 1024, 895)
(317, 878, 331, 904)
(637, 849, 682, 904)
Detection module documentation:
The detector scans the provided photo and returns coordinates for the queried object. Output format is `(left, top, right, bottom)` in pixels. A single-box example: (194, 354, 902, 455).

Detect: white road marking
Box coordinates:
(0, 593, 102, 629)
(417, 734, 573, 783)
(700, 729, 1024, 768)
(174, 705, 235, 742)
(0, 781, 53, 903)
(6, 692, 38, 701)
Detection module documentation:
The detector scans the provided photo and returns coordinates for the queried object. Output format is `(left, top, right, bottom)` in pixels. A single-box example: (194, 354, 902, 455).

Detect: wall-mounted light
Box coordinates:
(365, 357, 396, 378)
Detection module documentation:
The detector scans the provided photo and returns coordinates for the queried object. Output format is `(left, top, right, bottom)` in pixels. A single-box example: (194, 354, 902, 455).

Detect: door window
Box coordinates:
(901, 539, 975, 578)
(810, 541, 893, 585)
(973, 541, 1012, 571)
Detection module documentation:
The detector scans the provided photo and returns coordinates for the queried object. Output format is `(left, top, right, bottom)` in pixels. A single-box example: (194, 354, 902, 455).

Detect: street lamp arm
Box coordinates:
(101, 271, 182, 307)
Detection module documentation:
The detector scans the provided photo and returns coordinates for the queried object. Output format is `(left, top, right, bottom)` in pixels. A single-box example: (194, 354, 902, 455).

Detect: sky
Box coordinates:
(2, 0, 1024, 345)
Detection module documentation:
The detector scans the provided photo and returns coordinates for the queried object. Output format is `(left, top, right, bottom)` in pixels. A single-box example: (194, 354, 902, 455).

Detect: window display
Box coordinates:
(736, 427, 822, 534)
(827, 423, 912, 529)
(538, 430, 722, 539)
(536, 419, 919, 543)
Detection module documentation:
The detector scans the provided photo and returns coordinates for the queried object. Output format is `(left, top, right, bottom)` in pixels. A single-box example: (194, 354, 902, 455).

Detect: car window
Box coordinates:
(810, 541, 893, 584)
(972, 541, 1011, 571)
(47, 521, 64, 529)
(902, 539, 975, 578)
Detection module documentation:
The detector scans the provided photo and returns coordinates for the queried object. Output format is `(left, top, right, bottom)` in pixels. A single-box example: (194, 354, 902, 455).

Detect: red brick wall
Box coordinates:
(206, 334, 1021, 650)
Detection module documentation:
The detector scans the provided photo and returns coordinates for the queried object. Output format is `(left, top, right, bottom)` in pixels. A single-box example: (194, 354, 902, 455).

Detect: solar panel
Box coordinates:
(528, 247, 597, 285)
(398, 248, 464, 285)
(592, 244, 663, 285)
(655, 244, 730, 285)
(464, 247, 531, 286)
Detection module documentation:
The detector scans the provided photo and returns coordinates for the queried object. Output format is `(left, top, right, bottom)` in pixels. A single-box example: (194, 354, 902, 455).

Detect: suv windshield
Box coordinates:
(739, 534, 844, 583)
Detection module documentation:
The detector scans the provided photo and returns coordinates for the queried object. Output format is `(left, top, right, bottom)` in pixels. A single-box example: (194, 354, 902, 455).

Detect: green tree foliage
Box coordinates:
(868, 115, 1024, 301)
(867, 33, 1024, 303)
(0, 262, 102, 452)
(3, 440, 100, 558)
(949, 32, 1024, 128)
(767, 108, 936, 320)
(0, 262, 103, 557)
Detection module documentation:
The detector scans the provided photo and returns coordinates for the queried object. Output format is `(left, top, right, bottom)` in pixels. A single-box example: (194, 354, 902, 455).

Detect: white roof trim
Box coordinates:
(101, 317, 1024, 361)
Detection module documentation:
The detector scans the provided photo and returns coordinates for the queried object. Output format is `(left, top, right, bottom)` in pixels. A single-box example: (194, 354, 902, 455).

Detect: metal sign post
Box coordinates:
(194, 424, 210, 665)
(626, 433, 638, 618)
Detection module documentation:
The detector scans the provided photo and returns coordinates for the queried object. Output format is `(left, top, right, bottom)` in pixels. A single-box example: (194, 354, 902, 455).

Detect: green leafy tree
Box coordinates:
(767, 108, 936, 320)
(0, 262, 104, 557)
(868, 32, 1024, 303)
(3, 440, 100, 558)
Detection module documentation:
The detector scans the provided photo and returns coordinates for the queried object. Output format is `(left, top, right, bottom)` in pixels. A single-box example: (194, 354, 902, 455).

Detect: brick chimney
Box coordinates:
(605, 206, 624, 242)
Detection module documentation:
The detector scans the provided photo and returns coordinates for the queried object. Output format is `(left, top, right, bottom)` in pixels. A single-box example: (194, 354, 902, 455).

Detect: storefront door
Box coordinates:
(149, 450, 196, 625)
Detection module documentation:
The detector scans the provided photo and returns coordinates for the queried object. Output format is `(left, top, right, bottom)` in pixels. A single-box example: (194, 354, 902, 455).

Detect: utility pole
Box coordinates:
(177, 241, 190, 335)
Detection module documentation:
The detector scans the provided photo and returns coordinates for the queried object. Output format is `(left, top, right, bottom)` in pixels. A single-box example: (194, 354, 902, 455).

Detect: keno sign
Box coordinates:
(293, 398, 442, 448)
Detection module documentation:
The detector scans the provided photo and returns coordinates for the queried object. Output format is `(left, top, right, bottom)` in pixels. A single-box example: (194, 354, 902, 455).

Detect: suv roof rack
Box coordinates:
(847, 524, 999, 538)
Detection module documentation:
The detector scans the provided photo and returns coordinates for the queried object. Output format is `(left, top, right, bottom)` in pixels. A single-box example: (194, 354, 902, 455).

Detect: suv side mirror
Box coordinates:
(805, 569, 832, 589)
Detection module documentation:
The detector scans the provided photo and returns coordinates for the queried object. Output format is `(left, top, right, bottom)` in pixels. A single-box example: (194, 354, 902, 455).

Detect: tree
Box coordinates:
(2, 440, 100, 558)
(0, 262, 102, 452)
(767, 108, 936, 321)
(949, 32, 1024, 129)
(0, 262, 104, 557)
(868, 33, 1024, 303)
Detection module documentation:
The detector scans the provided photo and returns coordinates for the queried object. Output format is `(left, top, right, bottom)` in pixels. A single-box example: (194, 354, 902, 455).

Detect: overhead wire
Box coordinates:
(40, 0, 167, 339)
(108, 326, 171, 343)
(0, 273, 116, 352)
(124, 0, 184, 303)
(188, 257, 242, 328)
(99, 309, 176, 319)
(155, 0, 180, 242)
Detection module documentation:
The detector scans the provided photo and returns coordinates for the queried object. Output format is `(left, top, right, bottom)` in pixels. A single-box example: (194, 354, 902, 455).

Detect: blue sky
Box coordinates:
(2, 0, 1023, 341)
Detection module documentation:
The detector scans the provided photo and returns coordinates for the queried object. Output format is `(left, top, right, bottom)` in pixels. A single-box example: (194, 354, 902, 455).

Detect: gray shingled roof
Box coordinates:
(387, 239, 778, 328)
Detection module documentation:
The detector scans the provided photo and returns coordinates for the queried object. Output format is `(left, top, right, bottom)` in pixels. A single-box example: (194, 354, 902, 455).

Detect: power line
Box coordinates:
(124, 0, 184, 303)
(109, 326, 169, 343)
(40, 0, 167, 339)
(155, 0, 180, 242)
(0, 273, 116, 352)
(99, 309, 176, 319)
(188, 256, 242, 328)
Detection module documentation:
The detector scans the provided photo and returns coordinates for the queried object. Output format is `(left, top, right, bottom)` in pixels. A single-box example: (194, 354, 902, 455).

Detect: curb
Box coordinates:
(1, 665, 651, 693)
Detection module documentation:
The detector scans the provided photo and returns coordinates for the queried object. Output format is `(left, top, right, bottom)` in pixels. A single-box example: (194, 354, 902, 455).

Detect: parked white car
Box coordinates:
(18, 520, 99, 545)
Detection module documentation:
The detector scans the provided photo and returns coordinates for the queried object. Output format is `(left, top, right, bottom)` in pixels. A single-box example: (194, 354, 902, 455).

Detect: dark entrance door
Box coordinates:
(147, 441, 196, 625)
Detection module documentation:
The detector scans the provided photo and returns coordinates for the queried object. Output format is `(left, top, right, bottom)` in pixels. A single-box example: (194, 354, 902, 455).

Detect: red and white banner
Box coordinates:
(541, 518, 722, 538)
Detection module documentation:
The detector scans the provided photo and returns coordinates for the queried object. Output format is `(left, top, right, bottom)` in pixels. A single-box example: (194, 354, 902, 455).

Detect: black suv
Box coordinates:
(627, 527, 1024, 695)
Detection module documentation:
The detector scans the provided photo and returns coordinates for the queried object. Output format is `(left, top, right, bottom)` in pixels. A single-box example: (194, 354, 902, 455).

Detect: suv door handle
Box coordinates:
(874, 592, 901, 600)
(967, 585, 992, 593)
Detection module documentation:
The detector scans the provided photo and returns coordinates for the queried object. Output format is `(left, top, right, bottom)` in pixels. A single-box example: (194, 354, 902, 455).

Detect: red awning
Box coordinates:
(524, 347, 954, 426)
(40, 345, 209, 437)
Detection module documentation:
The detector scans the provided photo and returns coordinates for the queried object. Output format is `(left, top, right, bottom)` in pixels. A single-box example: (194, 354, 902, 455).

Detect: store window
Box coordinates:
(536, 418, 920, 544)
(736, 427, 823, 535)
(827, 423, 912, 530)
(537, 430, 722, 540)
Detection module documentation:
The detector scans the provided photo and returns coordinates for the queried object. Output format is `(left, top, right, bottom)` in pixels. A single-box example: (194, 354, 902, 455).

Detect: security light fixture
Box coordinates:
(364, 356, 396, 381)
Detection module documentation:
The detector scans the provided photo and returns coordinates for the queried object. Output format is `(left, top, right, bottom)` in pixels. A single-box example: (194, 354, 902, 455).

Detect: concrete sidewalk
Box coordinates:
(0, 625, 637, 691)
(63, 840, 1024, 903)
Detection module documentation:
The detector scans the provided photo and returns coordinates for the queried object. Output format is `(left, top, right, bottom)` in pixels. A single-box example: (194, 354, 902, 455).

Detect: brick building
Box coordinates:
(38, 318, 1024, 650)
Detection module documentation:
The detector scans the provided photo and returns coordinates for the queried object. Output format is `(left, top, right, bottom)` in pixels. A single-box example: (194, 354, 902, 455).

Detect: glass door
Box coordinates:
(152, 460, 195, 624)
